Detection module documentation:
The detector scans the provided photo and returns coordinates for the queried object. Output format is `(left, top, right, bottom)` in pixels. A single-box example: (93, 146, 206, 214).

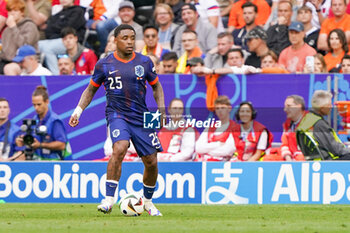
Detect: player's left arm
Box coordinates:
(151, 81, 166, 127)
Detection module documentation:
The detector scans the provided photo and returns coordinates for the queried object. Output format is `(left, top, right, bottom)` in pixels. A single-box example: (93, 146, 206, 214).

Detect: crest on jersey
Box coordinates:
(135, 65, 144, 77)
(112, 129, 120, 138)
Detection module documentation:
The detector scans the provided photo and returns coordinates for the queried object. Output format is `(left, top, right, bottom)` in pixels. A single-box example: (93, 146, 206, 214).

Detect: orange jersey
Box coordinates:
(228, 0, 271, 29)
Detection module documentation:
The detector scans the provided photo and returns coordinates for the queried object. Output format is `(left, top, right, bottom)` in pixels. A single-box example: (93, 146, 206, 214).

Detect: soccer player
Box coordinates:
(69, 24, 165, 216)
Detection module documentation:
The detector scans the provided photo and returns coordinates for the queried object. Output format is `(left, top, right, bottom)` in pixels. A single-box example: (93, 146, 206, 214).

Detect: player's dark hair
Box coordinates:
(0, 97, 8, 103)
(227, 48, 244, 58)
(61, 27, 77, 38)
(162, 52, 178, 61)
(114, 24, 136, 37)
(143, 24, 159, 33)
(32, 85, 49, 101)
(242, 2, 258, 13)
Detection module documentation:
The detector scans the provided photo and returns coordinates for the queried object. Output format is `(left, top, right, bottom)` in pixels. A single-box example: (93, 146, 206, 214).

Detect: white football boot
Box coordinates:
(97, 198, 113, 214)
(144, 201, 163, 216)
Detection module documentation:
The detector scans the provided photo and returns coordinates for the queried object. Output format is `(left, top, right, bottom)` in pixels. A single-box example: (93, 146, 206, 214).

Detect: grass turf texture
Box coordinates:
(0, 204, 350, 233)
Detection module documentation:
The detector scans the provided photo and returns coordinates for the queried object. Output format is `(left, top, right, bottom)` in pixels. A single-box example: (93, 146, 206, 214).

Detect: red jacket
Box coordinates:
(233, 121, 273, 161)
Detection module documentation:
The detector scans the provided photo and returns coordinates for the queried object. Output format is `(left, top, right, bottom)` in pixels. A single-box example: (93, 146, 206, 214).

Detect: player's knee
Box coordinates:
(143, 154, 158, 169)
(111, 141, 129, 160)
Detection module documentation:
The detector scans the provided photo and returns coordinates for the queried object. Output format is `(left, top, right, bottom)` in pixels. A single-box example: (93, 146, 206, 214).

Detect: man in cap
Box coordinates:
(278, 21, 316, 73)
(172, 3, 217, 56)
(245, 26, 269, 68)
(5, 45, 51, 76)
(187, 57, 205, 74)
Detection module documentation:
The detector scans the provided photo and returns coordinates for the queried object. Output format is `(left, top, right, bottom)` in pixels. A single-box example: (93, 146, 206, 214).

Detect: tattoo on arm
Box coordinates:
(78, 84, 99, 110)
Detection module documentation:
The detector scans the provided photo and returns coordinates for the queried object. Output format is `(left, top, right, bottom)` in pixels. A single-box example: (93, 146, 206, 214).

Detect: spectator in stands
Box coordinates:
(264, 95, 306, 161)
(141, 25, 169, 60)
(110, 1, 144, 52)
(161, 51, 178, 74)
(260, 50, 289, 73)
(297, 5, 319, 51)
(264, 0, 300, 30)
(187, 57, 205, 74)
(204, 32, 235, 69)
(323, 28, 348, 72)
(232, 101, 273, 161)
(62, 27, 97, 75)
(24, 0, 51, 40)
(232, 2, 258, 51)
(39, 0, 85, 75)
(58, 55, 75, 75)
(303, 53, 328, 73)
(5, 45, 51, 75)
(189, 0, 224, 33)
(318, 0, 350, 51)
(227, 0, 271, 33)
(0, 0, 7, 39)
(341, 54, 350, 73)
(193, 48, 260, 75)
(245, 26, 269, 68)
(0, 97, 23, 161)
(278, 21, 317, 73)
(176, 29, 204, 74)
(87, 0, 121, 54)
(156, 0, 185, 25)
(100, 34, 116, 59)
(195, 95, 237, 161)
(172, 3, 217, 56)
(0, 0, 39, 74)
(154, 3, 179, 50)
(296, 90, 350, 160)
(217, 0, 234, 28)
(147, 54, 163, 74)
(16, 85, 70, 160)
(158, 98, 197, 161)
(266, 0, 293, 56)
(305, 0, 331, 29)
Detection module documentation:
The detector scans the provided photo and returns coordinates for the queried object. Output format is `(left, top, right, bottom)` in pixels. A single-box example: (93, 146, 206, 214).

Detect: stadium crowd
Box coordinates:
(1, 0, 350, 161)
(0, 0, 350, 75)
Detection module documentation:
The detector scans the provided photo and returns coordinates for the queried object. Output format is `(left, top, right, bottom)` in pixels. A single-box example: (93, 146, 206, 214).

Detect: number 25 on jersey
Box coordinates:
(108, 76, 122, 89)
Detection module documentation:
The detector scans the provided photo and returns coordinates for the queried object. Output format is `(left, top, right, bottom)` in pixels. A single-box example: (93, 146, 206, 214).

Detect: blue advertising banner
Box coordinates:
(0, 74, 348, 160)
(1, 161, 350, 204)
(0, 162, 202, 204)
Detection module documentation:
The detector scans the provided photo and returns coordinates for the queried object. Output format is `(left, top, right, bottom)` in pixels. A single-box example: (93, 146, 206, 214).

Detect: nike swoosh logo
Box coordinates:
(109, 70, 118, 75)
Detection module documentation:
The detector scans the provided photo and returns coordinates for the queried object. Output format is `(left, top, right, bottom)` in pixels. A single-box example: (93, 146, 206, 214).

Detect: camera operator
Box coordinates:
(16, 85, 70, 160)
(0, 97, 24, 161)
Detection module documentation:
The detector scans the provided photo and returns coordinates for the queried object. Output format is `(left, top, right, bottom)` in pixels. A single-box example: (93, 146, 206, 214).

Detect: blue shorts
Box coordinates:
(108, 118, 163, 157)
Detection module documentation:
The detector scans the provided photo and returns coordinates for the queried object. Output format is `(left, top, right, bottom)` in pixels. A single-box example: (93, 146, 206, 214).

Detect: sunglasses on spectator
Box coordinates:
(145, 34, 157, 38)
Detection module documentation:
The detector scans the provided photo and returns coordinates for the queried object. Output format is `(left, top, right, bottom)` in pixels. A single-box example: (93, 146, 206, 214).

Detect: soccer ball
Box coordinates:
(118, 193, 144, 216)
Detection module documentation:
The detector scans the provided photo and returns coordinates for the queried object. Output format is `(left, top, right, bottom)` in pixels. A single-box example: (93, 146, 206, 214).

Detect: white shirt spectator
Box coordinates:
(195, 0, 225, 33)
(21, 64, 52, 76)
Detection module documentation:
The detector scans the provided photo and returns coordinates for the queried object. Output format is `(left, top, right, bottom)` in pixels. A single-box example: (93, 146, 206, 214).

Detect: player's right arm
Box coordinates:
(69, 83, 99, 127)
(69, 60, 105, 127)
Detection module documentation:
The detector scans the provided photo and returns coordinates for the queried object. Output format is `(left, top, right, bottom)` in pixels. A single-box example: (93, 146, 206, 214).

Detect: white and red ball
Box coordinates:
(118, 193, 144, 216)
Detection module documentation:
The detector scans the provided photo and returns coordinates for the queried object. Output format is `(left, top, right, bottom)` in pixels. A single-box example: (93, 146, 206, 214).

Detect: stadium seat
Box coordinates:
(296, 130, 324, 160)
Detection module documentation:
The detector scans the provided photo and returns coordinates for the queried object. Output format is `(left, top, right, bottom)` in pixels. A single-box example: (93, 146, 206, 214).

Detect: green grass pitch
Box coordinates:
(1, 204, 350, 233)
